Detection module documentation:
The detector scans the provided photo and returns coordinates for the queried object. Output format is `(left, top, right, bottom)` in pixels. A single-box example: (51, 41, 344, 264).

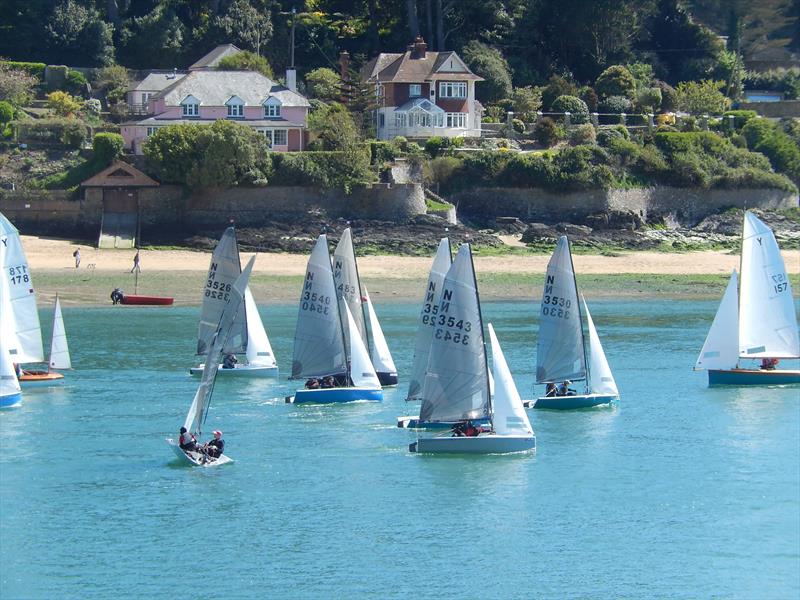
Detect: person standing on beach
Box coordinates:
(130, 250, 141, 273)
(73, 248, 81, 268)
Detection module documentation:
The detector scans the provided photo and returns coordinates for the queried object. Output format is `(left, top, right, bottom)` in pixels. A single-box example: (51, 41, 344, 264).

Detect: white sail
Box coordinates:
(488, 324, 533, 436)
(1, 343, 21, 399)
(696, 270, 740, 371)
(244, 287, 277, 368)
(185, 257, 254, 435)
(406, 238, 452, 401)
(583, 298, 618, 396)
(536, 236, 586, 383)
(333, 228, 368, 355)
(739, 212, 800, 358)
(344, 303, 381, 388)
(363, 286, 396, 374)
(48, 296, 71, 370)
(291, 235, 347, 379)
(197, 227, 247, 356)
(0, 212, 44, 363)
(419, 244, 490, 423)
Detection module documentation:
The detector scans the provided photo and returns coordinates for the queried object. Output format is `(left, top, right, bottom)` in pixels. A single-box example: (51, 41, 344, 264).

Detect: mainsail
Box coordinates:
(488, 324, 533, 436)
(419, 244, 490, 423)
(363, 286, 396, 375)
(333, 228, 368, 356)
(583, 298, 618, 396)
(0, 212, 44, 363)
(244, 287, 277, 368)
(406, 238, 452, 401)
(291, 235, 347, 379)
(197, 227, 247, 356)
(738, 212, 799, 358)
(536, 236, 586, 383)
(185, 257, 254, 435)
(695, 270, 739, 371)
(49, 296, 71, 370)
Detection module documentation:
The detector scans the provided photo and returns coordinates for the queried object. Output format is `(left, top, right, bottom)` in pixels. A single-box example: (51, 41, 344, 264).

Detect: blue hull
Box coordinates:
(708, 369, 800, 386)
(290, 387, 383, 404)
(531, 394, 616, 410)
(0, 393, 22, 408)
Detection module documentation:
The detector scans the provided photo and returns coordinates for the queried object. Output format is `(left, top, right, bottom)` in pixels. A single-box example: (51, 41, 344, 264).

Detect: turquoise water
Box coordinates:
(1, 300, 798, 599)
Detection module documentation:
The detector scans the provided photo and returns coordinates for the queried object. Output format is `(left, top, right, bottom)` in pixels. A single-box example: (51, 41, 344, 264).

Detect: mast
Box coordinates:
(350, 228, 370, 357)
(736, 208, 745, 368)
(567, 237, 590, 394)
(330, 236, 350, 382)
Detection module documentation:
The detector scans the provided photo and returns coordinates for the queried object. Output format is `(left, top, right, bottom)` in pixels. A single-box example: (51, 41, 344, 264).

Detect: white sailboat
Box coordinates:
(288, 234, 383, 403)
(1, 341, 22, 409)
(189, 227, 278, 378)
(528, 236, 618, 409)
(48, 295, 71, 371)
(166, 256, 255, 466)
(696, 211, 800, 385)
(362, 286, 398, 386)
(410, 244, 535, 454)
(0, 212, 64, 386)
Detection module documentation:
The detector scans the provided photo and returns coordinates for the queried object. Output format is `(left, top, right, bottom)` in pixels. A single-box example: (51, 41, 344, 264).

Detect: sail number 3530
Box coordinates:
(541, 295, 571, 319)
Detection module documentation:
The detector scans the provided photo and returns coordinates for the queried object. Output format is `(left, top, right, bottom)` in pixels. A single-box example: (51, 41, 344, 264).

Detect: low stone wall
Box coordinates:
(452, 186, 798, 227)
(739, 100, 800, 119)
(0, 190, 99, 238)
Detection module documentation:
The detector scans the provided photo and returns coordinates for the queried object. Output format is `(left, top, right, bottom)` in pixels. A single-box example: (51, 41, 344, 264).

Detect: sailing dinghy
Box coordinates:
(527, 236, 618, 409)
(409, 245, 535, 454)
(288, 234, 382, 404)
(0, 212, 65, 386)
(189, 227, 278, 378)
(1, 340, 22, 408)
(696, 211, 799, 385)
(166, 257, 255, 466)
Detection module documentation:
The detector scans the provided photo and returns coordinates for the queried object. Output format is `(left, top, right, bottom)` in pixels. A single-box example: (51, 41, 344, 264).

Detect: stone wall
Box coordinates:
(739, 100, 800, 118)
(452, 187, 798, 227)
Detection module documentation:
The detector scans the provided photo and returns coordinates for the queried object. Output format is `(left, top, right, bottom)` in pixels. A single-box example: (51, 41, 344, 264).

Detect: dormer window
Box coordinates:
(409, 84, 422, 97)
(226, 95, 244, 119)
(263, 96, 282, 118)
(181, 94, 200, 117)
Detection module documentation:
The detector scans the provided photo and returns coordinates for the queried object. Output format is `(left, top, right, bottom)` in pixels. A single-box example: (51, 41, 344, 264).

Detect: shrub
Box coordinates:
(511, 86, 542, 120)
(46, 91, 82, 117)
(83, 98, 102, 118)
(92, 65, 130, 105)
(599, 95, 632, 115)
(534, 117, 560, 147)
(569, 123, 596, 146)
(675, 79, 730, 114)
(370, 141, 396, 164)
(92, 132, 124, 165)
(0, 101, 13, 123)
(655, 80, 677, 111)
(723, 110, 757, 131)
(425, 156, 463, 189)
(579, 86, 598, 112)
(596, 126, 626, 147)
(636, 87, 662, 113)
(542, 75, 577, 110)
(511, 118, 526, 134)
(0, 61, 46, 79)
(551, 95, 589, 124)
(595, 65, 636, 100)
(425, 136, 448, 157)
(0, 63, 37, 107)
(66, 70, 88, 97)
(217, 51, 273, 78)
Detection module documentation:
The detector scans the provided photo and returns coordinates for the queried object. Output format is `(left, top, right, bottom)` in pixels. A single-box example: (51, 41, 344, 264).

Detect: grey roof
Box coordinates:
(131, 71, 188, 93)
(153, 70, 310, 108)
(189, 44, 242, 70)
(132, 116, 305, 128)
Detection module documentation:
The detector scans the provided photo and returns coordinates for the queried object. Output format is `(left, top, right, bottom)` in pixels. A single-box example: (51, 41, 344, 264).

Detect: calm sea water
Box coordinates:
(1, 300, 798, 599)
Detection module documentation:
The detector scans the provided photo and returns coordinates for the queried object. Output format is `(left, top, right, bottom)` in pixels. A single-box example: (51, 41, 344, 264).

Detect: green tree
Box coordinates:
(541, 75, 577, 111)
(214, 0, 273, 56)
(595, 65, 636, 100)
(511, 86, 543, 120)
(118, 4, 185, 69)
(45, 0, 115, 66)
(217, 51, 274, 79)
(92, 65, 130, 105)
(305, 68, 341, 102)
(715, 50, 745, 100)
(92, 132, 124, 165)
(461, 41, 512, 103)
(308, 103, 362, 151)
(551, 95, 589, 124)
(675, 80, 730, 114)
(46, 90, 82, 117)
(144, 124, 205, 185)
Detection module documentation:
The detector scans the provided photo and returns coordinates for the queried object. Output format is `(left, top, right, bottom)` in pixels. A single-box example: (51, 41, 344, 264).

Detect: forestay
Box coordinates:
(695, 270, 739, 370)
(406, 238, 452, 401)
(536, 236, 586, 383)
(583, 298, 618, 396)
(185, 257, 254, 436)
(419, 244, 490, 423)
(738, 212, 799, 358)
(333, 228, 368, 356)
(244, 287, 277, 368)
(197, 227, 247, 356)
(0, 212, 44, 363)
(363, 286, 396, 374)
(291, 235, 347, 379)
(344, 303, 381, 388)
(488, 324, 533, 436)
(49, 296, 71, 370)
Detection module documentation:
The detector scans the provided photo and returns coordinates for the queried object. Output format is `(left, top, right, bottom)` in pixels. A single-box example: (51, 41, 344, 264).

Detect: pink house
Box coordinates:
(122, 68, 310, 154)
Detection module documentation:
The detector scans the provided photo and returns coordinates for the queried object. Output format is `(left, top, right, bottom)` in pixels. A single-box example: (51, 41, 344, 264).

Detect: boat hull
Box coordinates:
(121, 295, 174, 306)
(526, 393, 616, 410)
(189, 364, 279, 378)
(708, 369, 800, 386)
(18, 371, 65, 387)
(396, 415, 492, 429)
(289, 386, 383, 404)
(410, 434, 535, 454)
(377, 371, 398, 386)
(166, 439, 233, 467)
(0, 392, 22, 408)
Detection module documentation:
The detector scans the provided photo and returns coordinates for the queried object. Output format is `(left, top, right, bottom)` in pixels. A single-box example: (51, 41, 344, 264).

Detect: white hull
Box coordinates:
(189, 363, 278, 378)
(166, 438, 233, 467)
(410, 434, 535, 454)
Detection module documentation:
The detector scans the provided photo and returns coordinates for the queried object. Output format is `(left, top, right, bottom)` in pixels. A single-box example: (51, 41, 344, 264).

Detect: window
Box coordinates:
(409, 84, 422, 97)
(395, 113, 407, 128)
(260, 129, 287, 147)
(264, 103, 281, 118)
(439, 81, 466, 99)
(146, 126, 159, 136)
(379, 113, 385, 127)
(446, 112, 468, 128)
(375, 83, 384, 98)
(227, 103, 244, 118)
(182, 102, 198, 117)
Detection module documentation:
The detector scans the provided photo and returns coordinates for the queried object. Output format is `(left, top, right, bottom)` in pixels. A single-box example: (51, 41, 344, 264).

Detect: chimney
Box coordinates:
(339, 51, 350, 81)
(410, 36, 427, 59)
(286, 68, 297, 92)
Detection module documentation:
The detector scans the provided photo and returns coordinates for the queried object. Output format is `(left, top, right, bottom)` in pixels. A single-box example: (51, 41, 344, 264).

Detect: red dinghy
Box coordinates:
(120, 294, 174, 306)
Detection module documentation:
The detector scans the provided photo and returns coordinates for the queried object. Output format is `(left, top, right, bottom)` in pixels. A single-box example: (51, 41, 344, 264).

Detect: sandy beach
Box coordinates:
(23, 235, 800, 305)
